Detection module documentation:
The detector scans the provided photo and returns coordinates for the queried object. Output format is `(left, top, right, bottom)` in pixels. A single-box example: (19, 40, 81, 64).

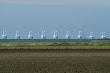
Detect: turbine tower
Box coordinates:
(77, 31, 82, 39)
(100, 32, 106, 39)
(89, 32, 95, 39)
(2, 30, 7, 39)
(28, 31, 33, 39)
(65, 31, 71, 39)
(53, 31, 58, 39)
(15, 31, 20, 39)
(41, 31, 46, 39)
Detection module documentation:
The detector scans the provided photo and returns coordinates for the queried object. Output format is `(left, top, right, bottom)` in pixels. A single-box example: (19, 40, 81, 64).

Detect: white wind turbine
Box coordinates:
(53, 31, 58, 39)
(28, 31, 33, 39)
(65, 31, 71, 39)
(41, 30, 46, 39)
(77, 31, 82, 39)
(2, 30, 7, 39)
(100, 32, 106, 39)
(89, 32, 95, 39)
(15, 31, 20, 39)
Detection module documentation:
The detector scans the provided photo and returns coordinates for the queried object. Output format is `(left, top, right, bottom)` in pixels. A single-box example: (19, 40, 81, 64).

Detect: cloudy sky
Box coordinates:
(0, 0, 110, 39)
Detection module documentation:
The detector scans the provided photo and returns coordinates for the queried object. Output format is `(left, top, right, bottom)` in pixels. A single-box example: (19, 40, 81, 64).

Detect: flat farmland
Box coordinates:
(0, 48, 110, 73)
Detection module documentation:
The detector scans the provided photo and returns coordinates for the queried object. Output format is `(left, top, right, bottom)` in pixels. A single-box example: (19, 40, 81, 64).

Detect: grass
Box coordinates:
(0, 42, 52, 47)
(1, 40, 110, 47)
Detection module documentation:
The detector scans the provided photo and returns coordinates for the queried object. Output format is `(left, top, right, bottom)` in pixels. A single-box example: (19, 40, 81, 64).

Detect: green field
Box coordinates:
(0, 39, 110, 47)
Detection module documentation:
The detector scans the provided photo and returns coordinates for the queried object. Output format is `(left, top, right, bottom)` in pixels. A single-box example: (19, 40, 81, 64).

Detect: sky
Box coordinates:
(0, 0, 110, 39)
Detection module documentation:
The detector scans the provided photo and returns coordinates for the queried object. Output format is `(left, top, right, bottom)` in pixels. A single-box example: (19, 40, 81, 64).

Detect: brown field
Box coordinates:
(0, 47, 110, 73)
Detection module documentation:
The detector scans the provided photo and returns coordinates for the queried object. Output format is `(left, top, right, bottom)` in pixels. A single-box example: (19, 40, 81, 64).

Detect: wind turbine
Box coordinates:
(53, 31, 58, 39)
(28, 31, 33, 39)
(65, 31, 71, 39)
(15, 31, 20, 39)
(77, 31, 82, 39)
(89, 32, 95, 39)
(2, 30, 7, 39)
(41, 30, 46, 39)
(100, 32, 106, 39)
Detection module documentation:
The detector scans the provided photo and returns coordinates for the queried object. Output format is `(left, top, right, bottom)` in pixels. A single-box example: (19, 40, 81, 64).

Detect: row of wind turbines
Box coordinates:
(1, 30, 108, 40)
